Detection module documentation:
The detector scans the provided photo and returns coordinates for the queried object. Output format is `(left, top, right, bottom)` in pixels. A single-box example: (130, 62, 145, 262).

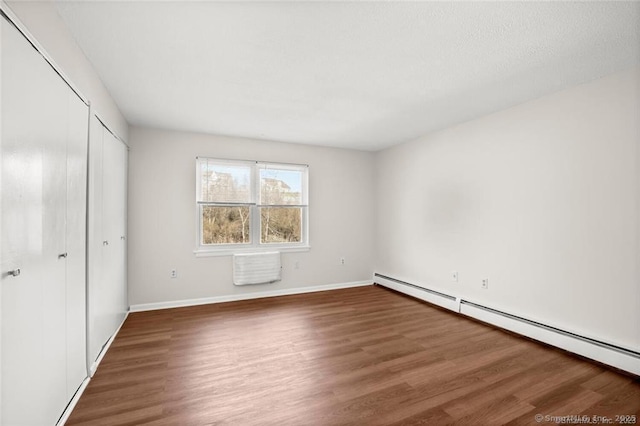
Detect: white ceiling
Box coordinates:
(55, 1, 640, 151)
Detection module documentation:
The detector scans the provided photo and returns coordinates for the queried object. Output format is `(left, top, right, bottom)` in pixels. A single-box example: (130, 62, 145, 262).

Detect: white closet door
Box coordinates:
(87, 116, 105, 367)
(87, 120, 128, 369)
(113, 135, 128, 318)
(1, 16, 67, 424)
(102, 130, 125, 319)
(1, 16, 87, 425)
(65, 93, 89, 400)
(101, 129, 128, 347)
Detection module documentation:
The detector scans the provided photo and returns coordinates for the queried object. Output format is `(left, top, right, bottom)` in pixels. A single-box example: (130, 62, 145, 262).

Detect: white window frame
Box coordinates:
(194, 157, 310, 257)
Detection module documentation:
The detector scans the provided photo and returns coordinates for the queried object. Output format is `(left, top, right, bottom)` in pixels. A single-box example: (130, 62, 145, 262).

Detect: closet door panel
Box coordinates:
(65, 92, 89, 398)
(38, 74, 68, 426)
(101, 131, 127, 335)
(1, 19, 50, 421)
(87, 122, 127, 368)
(102, 130, 119, 307)
(114, 138, 128, 315)
(1, 17, 73, 425)
(87, 116, 105, 365)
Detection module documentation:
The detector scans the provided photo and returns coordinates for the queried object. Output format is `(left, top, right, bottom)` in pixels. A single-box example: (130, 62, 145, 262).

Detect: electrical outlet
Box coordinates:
(481, 278, 488, 289)
(340, 257, 345, 265)
(451, 271, 458, 282)
(294, 261, 300, 270)
(170, 269, 177, 279)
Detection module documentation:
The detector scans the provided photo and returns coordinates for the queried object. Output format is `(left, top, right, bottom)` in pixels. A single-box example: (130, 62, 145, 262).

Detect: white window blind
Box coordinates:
(259, 163, 308, 207)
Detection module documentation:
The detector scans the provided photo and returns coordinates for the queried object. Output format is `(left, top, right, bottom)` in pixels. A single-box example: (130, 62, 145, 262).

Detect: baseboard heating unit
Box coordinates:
(374, 273, 640, 376)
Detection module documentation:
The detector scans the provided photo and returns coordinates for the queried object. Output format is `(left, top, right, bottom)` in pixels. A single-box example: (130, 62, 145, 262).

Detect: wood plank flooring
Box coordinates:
(67, 285, 640, 425)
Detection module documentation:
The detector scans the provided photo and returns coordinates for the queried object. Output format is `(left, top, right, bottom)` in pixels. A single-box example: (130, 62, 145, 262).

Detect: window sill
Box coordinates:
(194, 245, 311, 257)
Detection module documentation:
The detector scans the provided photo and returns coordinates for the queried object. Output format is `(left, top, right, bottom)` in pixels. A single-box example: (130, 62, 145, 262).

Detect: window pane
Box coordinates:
(260, 168, 303, 205)
(200, 161, 252, 203)
(260, 207, 302, 243)
(202, 206, 251, 244)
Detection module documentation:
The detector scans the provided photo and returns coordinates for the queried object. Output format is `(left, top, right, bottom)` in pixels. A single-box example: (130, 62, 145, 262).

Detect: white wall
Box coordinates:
(375, 67, 640, 351)
(128, 127, 375, 306)
(5, 0, 128, 140)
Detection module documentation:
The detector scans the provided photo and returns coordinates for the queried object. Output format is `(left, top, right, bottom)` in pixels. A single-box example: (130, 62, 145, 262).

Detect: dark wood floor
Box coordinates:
(67, 285, 640, 425)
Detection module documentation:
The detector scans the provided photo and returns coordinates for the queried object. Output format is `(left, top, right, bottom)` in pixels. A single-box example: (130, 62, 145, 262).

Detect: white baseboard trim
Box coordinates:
(374, 273, 640, 376)
(129, 280, 373, 312)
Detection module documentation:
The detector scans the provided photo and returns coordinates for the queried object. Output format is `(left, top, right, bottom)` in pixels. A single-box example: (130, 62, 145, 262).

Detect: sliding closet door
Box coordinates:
(104, 130, 128, 325)
(65, 94, 89, 400)
(87, 118, 128, 370)
(1, 16, 88, 425)
(1, 16, 67, 424)
(87, 116, 106, 367)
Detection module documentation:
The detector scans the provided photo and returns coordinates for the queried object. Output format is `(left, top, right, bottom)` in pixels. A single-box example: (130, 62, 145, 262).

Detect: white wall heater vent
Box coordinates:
(233, 252, 282, 286)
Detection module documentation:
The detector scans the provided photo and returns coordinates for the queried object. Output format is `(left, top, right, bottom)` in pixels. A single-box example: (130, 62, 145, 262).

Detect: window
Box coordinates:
(195, 157, 309, 255)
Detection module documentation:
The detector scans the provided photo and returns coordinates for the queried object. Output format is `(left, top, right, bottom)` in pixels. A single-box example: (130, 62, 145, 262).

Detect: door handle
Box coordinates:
(8, 269, 21, 277)
(58, 252, 68, 259)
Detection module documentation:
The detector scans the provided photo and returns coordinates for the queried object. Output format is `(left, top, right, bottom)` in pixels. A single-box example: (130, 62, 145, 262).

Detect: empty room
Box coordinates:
(1, 0, 639, 425)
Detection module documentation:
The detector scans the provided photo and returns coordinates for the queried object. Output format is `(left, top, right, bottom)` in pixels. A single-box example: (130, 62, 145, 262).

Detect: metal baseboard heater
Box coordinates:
(374, 273, 640, 376)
